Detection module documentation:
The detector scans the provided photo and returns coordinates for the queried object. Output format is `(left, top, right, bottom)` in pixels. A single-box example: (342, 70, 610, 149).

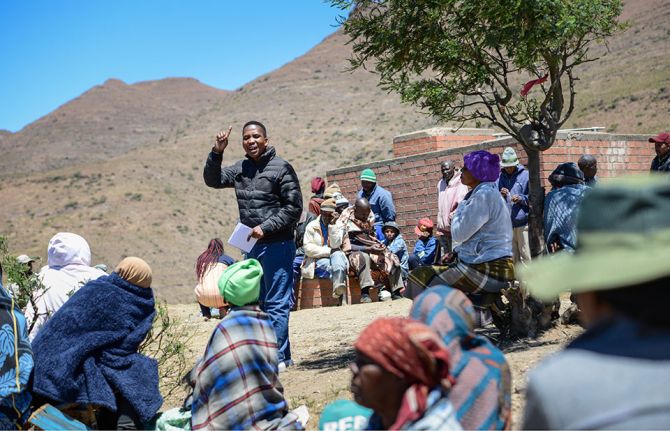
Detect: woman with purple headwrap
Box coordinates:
(407, 150, 515, 300)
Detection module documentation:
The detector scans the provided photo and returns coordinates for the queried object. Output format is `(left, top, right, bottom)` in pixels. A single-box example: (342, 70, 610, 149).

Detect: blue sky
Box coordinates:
(0, 1, 346, 132)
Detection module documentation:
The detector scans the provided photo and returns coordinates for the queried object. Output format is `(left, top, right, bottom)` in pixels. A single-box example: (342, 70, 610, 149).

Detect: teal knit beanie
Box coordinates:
(360, 168, 377, 183)
(218, 259, 263, 306)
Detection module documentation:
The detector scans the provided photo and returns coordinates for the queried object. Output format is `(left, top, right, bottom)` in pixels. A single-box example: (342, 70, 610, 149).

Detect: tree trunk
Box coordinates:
(525, 147, 545, 257)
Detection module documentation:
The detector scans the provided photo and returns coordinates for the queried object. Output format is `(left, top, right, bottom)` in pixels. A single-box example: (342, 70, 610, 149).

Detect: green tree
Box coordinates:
(331, 0, 624, 255)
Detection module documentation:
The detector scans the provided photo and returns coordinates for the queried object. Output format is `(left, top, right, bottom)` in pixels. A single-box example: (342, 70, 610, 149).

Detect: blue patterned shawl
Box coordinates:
(410, 286, 512, 430)
(0, 281, 33, 429)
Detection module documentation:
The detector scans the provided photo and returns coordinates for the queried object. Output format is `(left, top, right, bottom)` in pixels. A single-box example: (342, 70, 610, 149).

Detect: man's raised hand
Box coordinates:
(213, 126, 233, 153)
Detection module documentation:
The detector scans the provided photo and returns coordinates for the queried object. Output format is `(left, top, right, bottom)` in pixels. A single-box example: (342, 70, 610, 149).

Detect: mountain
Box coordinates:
(1, 0, 667, 302)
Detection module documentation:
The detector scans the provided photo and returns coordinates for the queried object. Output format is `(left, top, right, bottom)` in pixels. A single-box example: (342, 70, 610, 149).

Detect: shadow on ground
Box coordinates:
(298, 344, 356, 373)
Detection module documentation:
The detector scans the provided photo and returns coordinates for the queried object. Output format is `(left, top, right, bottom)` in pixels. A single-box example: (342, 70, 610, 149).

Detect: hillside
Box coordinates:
(1, 0, 668, 302)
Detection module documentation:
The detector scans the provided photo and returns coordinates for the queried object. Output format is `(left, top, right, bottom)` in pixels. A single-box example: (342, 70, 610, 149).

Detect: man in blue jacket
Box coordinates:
(357, 168, 396, 241)
(204, 121, 303, 371)
(497, 147, 531, 265)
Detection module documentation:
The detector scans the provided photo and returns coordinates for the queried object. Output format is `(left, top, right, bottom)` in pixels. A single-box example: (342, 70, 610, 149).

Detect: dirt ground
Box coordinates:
(166, 298, 582, 429)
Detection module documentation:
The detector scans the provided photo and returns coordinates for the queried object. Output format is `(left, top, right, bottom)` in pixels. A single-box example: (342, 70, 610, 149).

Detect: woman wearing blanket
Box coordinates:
(31, 257, 162, 430)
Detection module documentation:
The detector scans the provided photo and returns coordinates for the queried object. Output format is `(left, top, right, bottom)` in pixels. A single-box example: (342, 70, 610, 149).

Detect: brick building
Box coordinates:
(326, 128, 655, 250)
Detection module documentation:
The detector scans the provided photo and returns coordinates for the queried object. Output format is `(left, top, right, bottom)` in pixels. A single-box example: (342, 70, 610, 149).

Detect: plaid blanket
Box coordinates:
(190, 306, 303, 430)
(407, 257, 515, 299)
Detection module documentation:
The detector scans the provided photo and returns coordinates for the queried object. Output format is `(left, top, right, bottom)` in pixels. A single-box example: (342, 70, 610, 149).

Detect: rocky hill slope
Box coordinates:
(1, 0, 667, 302)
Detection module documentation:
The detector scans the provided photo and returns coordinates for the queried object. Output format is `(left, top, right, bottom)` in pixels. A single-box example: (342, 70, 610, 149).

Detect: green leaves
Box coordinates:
(331, 0, 623, 143)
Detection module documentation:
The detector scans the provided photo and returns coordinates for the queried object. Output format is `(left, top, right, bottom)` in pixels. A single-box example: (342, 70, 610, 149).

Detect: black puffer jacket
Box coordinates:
(204, 146, 303, 243)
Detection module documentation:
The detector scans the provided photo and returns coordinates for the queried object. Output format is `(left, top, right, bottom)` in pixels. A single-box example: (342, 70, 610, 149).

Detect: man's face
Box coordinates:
(383, 227, 397, 242)
(581, 164, 598, 179)
(655, 141, 670, 158)
(242, 125, 268, 161)
(361, 180, 375, 193)
(321, 210, 334, 225)
(354, 204, 371, 222)
(441, 162, 455, 182)
(503, 166, 516, 175)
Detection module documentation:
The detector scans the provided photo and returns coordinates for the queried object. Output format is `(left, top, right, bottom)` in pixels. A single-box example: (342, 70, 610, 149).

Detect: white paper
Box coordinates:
(227, 223, 258, 253)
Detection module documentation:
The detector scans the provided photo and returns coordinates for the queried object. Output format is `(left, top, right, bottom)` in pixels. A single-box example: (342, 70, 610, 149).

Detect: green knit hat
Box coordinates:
(218, 259, 263, 306)
(360, 168, 377, 183)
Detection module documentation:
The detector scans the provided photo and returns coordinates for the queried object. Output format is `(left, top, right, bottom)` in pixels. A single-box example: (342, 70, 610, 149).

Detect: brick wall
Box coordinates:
(327, 132, 654, 250)
(393, 127, 496, 157)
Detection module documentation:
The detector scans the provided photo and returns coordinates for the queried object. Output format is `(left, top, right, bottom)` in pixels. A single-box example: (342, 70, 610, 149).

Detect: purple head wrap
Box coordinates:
(463, 150, 501, 182)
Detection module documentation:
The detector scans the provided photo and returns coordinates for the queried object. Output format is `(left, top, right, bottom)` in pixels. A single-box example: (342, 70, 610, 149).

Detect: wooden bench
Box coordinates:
(294, 276, 379, 310)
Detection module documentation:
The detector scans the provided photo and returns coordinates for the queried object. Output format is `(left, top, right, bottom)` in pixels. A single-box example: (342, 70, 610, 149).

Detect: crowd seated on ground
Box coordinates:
(4, 134, 670, 431)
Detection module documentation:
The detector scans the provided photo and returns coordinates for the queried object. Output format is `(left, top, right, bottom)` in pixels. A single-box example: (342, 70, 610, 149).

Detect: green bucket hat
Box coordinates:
(500, 147, 519, 168)
(218, 259, 263, 307)
(520, 175, 670, 301)
(360, 168, 377, 183)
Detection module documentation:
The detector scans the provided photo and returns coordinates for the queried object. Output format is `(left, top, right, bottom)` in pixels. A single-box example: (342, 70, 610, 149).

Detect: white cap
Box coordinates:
(16, 254, 35, 264)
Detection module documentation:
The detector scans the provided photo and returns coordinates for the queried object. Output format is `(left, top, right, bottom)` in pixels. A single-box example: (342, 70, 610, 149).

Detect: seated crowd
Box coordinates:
(1, 136, 669, 430)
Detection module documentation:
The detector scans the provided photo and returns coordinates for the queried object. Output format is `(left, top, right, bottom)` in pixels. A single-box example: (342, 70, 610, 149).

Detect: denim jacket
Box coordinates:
(452, 182, 513, 264)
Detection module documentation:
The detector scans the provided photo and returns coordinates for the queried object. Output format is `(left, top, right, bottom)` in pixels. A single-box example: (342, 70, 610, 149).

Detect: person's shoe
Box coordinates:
(391, 292, 404, 301)
(278, 359, 294, 373)
(379, 290, 392, 302)
(333, 284, 346, 299)
(360, 294, 372, 304)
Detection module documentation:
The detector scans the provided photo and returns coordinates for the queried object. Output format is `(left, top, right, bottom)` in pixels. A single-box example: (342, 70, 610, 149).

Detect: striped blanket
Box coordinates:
(406, 257, 515, 299)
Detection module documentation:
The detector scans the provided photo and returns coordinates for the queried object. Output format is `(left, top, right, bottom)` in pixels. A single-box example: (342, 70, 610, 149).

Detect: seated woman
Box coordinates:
(410, 286, 512, 430)
(0, 278, 33, 429)
(522, 176, 670, 429)
(25, 232, 107, 340)
(407, 150, 514, 299)
(351, 317, 461, 430)
(31, 257, 162, 430)
(191, 259, 304, 430)
(194, 238, 235, 320)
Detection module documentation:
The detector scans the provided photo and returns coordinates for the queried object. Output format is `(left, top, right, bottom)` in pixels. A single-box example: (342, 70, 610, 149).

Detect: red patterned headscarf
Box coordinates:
(354, 317, 454, 430)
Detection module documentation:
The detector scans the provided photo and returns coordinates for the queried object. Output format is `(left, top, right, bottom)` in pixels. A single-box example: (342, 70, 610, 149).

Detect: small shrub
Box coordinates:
(139, 301, 194, 397)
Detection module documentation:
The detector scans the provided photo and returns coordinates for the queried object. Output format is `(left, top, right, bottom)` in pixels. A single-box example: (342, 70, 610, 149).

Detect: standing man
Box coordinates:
(357, 168, 396, 241)
(577, 154, 598, 187)
(436, 161, 469, 255)
(650, 132, 670, 172)
(204, 121, 302, 370)
(497, 147, 531, 265)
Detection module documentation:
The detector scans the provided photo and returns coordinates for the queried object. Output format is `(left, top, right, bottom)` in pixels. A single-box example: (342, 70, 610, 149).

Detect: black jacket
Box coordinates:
(204, 146, 303, 243)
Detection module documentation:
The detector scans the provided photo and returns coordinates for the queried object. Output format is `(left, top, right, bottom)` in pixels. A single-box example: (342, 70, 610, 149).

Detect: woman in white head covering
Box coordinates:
(24, 232, 106, 340)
